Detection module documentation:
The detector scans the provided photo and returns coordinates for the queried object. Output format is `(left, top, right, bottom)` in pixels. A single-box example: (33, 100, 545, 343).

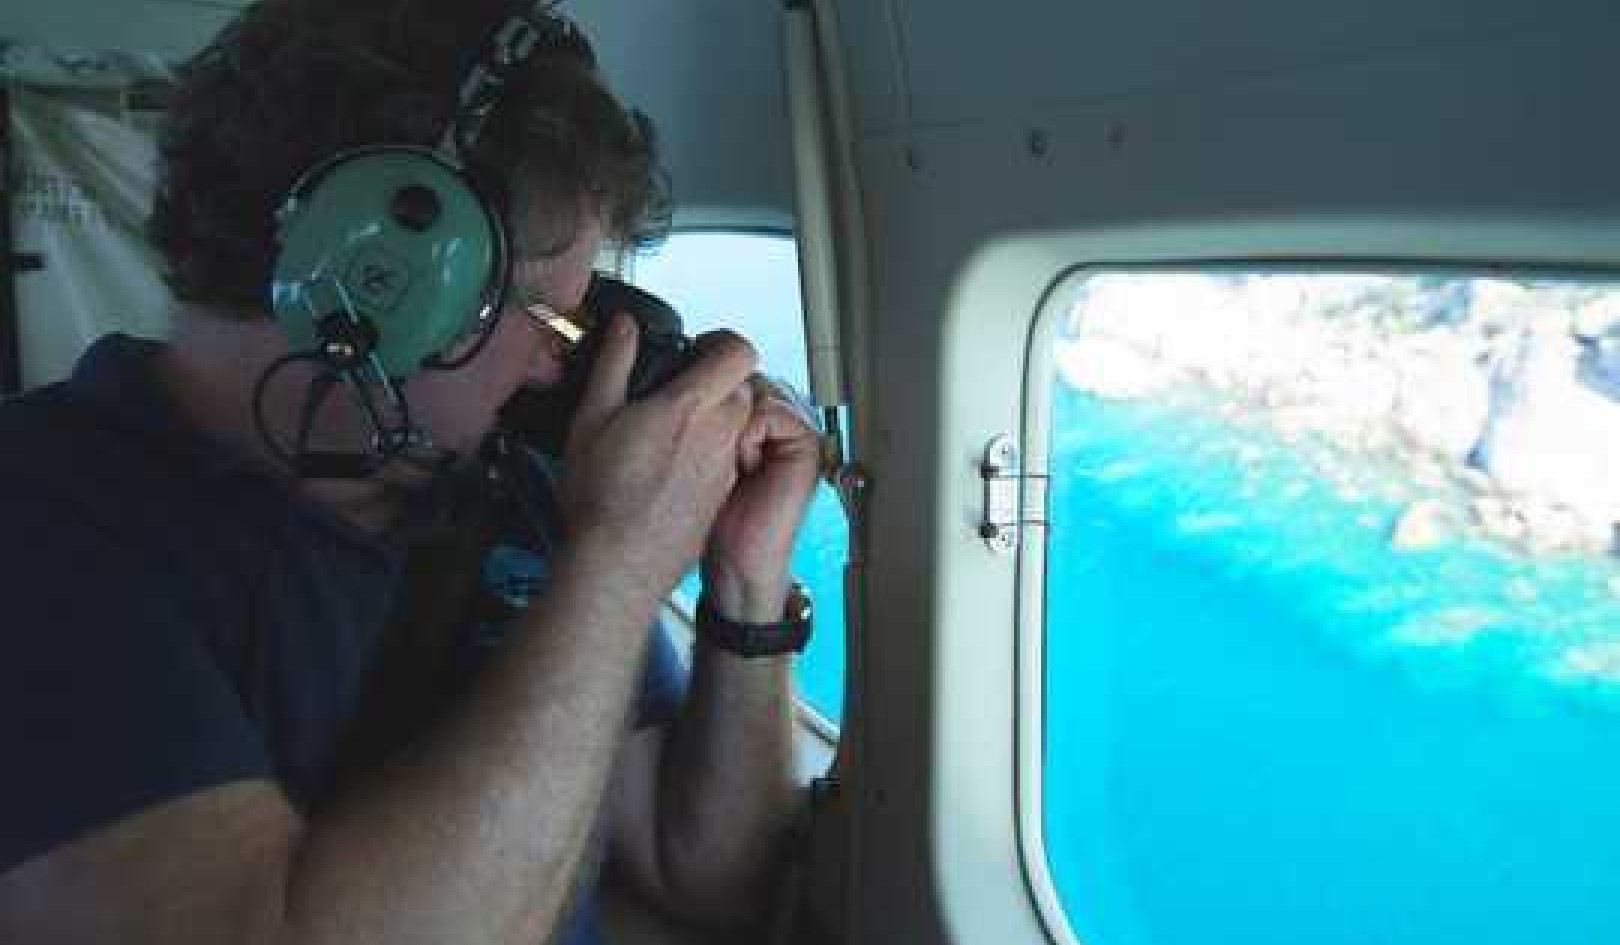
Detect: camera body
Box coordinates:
(500, 274, 696, 455)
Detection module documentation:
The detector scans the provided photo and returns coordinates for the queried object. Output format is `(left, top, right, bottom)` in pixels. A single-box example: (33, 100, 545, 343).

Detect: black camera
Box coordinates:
(499, 274, 696, 455)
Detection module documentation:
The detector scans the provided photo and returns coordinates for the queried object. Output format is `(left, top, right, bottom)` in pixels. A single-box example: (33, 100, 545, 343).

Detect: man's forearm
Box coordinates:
(652, 640, 798, 925)
(278, 534, 666, 944)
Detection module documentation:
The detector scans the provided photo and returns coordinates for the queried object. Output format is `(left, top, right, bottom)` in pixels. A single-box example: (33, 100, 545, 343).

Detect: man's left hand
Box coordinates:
(701, 372, 822, 623)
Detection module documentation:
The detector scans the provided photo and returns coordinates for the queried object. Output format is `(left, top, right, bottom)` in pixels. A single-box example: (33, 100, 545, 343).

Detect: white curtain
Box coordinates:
(8, 84, 170, 389)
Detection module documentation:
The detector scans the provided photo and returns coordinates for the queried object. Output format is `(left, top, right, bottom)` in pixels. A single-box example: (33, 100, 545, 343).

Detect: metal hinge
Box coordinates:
(978, 434, 1048, 553)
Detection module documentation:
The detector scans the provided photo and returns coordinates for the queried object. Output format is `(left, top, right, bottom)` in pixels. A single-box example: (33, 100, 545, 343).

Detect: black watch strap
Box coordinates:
(694, 584, 813, 658)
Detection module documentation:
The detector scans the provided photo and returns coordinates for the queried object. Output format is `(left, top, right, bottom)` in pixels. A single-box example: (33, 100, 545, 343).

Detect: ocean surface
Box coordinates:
(781, 484, 848, 722)
(1040, 382, 1620, 945)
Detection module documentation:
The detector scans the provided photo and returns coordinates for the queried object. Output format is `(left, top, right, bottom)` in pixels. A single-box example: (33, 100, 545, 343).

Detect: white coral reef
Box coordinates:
(1055, 274, 1620, 558)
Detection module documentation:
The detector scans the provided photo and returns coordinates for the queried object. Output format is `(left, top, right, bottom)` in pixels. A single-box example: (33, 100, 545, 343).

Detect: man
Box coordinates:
(0, 1, 819, 943)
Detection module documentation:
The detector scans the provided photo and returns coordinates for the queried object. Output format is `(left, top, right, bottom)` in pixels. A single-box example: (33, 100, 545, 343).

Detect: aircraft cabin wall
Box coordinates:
(826, 1, 1620, 943)
(566, 0, 797, 229)
(0, 0, 237, 65)
(0, 0, 797, 223)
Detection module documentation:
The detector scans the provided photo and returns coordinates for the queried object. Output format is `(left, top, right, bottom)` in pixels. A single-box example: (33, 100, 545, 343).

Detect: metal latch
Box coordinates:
(978, 434, 1048, 553)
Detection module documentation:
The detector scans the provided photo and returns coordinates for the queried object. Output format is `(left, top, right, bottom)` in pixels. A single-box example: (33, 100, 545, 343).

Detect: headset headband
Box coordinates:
(443, 0, 588, 161)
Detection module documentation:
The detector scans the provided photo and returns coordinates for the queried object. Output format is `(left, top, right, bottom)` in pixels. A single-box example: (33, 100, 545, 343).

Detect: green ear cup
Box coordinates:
(271, 146, 503, 378)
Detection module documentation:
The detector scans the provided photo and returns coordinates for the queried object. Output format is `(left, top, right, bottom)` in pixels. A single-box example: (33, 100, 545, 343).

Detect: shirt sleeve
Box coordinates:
(0, 494, 272, 872)
(633, 619, 689, 729)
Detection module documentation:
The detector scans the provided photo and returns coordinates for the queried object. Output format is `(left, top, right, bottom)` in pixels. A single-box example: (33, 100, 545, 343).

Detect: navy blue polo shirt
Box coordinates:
(0, 334, 685, 943)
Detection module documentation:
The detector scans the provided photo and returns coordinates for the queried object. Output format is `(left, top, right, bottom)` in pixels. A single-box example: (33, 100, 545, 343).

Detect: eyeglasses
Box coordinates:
(519, 300, 588, 348)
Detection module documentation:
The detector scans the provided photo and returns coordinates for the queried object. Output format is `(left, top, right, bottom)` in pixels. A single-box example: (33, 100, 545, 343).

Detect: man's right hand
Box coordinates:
(557, 313, 759, 599)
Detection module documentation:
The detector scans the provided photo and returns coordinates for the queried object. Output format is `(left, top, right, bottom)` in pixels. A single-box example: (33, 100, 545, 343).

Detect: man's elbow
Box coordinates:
(653, 822, 794, 930)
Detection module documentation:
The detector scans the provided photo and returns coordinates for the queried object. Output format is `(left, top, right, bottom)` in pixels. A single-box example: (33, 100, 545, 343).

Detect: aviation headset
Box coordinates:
(257, 0, 585, 479)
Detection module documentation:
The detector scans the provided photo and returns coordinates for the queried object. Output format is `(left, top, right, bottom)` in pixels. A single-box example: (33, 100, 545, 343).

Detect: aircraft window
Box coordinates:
(628, 231, 846, 727)
(1037, 271, 1620, 945)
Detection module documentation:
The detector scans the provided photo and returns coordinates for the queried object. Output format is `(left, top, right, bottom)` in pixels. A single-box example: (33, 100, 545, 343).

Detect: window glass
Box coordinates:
(1041, 272, 1620, 945)
(628, 232, 847, 725)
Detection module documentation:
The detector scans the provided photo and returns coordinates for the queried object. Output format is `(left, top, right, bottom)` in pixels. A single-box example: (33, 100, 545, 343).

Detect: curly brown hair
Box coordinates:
(147, 0, 669, 314)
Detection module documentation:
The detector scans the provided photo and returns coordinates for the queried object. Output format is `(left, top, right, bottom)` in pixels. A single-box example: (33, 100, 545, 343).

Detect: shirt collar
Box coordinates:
(68, 333, 472, 558)
(67, 333, 254, 481)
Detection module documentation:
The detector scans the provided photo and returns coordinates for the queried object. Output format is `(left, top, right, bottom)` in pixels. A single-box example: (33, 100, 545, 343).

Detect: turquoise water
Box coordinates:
(1043, 383, 1620, 944)
(785, 484, 848, 721)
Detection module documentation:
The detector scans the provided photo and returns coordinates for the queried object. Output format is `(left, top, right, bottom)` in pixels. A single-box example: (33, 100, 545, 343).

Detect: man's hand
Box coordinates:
(558, 315, 760, 600)
(700, 370, 822, 622)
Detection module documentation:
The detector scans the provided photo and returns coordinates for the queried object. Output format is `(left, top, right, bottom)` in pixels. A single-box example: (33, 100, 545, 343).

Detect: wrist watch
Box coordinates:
(695, 582, 813, 657)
